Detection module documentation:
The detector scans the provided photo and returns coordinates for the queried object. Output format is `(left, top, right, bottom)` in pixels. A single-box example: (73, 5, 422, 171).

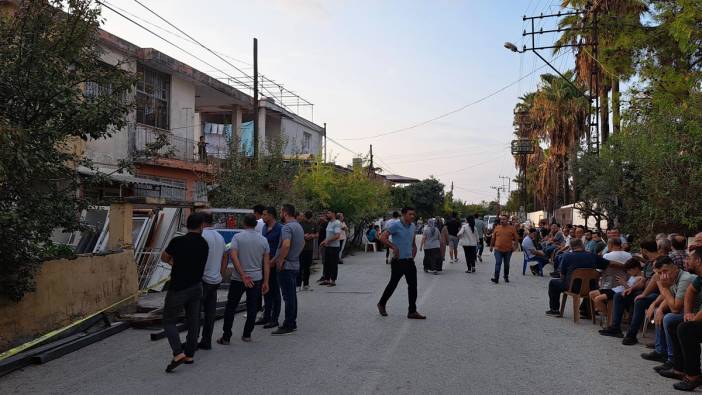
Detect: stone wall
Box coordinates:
(0, 251, 138, 352)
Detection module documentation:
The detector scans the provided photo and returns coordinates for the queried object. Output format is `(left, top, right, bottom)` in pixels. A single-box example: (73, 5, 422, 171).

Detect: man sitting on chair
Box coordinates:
(522, 228, 548, 275)
(546, 238, 609, 316)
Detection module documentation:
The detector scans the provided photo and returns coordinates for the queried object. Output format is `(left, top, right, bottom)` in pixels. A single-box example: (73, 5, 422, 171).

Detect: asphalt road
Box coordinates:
(0, 245, 680, 394)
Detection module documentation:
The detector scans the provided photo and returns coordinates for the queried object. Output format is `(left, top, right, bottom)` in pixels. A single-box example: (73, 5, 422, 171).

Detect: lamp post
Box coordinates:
(511, 137, 534, 222)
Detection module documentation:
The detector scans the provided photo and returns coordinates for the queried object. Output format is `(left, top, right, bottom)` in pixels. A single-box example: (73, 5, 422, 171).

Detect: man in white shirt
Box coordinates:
(253, 204, 265, 233)
(198, 212, 227, 350)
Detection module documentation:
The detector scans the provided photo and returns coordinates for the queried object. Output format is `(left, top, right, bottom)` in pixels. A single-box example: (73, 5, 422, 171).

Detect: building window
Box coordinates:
(302, 132, 311, 154)
(136, 63, 170, 130)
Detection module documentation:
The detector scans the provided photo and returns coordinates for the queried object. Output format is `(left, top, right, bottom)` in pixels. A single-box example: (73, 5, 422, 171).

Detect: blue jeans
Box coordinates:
(624, 292, 659, 338)
(278, 270, 299, 330)
(656, 313, 683, 361)
(263, 266, 281, 324)
(544, 245, 558, 259)
(494, 250, 512, 279)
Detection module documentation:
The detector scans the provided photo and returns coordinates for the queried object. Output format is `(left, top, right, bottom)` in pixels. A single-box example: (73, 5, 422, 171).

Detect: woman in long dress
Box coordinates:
(458, 216, 479, 273)
(421, 218, 442, 274)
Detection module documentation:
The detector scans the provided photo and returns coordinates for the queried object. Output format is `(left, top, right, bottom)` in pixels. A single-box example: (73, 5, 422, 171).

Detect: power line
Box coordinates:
(337, 51, 566, 142)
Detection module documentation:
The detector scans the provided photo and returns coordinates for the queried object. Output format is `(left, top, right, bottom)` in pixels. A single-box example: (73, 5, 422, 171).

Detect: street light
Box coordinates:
(503, 42, 524, 53)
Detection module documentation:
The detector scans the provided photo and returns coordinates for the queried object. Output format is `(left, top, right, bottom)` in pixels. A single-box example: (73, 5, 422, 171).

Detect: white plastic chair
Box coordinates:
(363, 233, 378, 252)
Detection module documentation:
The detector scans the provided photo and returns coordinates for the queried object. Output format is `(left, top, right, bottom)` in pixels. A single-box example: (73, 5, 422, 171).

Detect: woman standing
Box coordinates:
(458, 216, 479, 273)
(421, 218, 442, 274)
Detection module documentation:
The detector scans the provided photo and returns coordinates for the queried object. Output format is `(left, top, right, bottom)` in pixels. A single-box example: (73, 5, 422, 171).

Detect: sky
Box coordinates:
(100, 0, 574, 204)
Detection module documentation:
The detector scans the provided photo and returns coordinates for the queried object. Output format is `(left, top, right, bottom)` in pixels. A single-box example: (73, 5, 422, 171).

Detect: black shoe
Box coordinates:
(622, 336, 638, 346)
(465, 270, 471, 273)
(549, 271, 560, 278)
(271, 327, 295, 336)
(674, 376, 702, 391)
(659, 368, 685, 380)
(530, 266, 538, 275)
(642, 351, 667, 363)
(263, 321, 279, 329)
(599, 327, 624, 338)
(545, 310, 560, 316)
(339, 260, 344, 265)
(197, 342, 211, 350)
(654, 361, 675, 372)
(254, 318, 267, 326)
(490, 278, 499, 284)
(504, 277, 510, 283)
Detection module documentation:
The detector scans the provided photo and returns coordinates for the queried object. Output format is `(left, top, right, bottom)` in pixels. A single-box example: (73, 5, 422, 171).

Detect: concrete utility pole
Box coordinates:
(368, 144, 374, 176)
(252, 37, 259, 160)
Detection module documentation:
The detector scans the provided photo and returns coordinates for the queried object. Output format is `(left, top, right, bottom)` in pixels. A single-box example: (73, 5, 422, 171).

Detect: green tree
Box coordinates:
(0, 0, 135, 300)
(391, 178, 445, 219)
(293, 158, 390, 224)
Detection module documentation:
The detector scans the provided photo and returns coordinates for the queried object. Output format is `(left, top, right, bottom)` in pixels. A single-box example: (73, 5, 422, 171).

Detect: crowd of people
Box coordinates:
(158, 204, 351, 373)
(536, 223, 702, 392)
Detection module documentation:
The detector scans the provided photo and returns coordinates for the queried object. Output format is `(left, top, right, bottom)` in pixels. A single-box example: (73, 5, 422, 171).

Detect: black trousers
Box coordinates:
(462, 245, 477, 270)
(163, 283, 202, 357)
(263, 267, 281, 324)
(423, 248, 441, 271)
(548, 279, 567, 311)
(222, 280, 262, 339)
(379, 258, 418, 314)
(199, 281, 219, 347)
(298, 249, 313, 286)
(324, 246, 340, 281)
(675, 320, 702, 376)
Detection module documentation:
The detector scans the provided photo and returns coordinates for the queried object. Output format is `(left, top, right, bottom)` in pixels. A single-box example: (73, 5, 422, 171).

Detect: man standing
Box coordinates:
(378, 206, 426, 319)
(545, 239, 609, 316)
(317, 213, 328, 283)
(253, 204, 265, 233)
(445, 212, 460, 263)
(160, 213, 209, 372)
(272, 204, 305, 335)
(198, 212, 227, 350)
(219, 214, 270, 343)
(474, 214, 485, 262)
(299, 211, 317, 291)
(320, 210, 342, 286)
(384, 211, 400, 264)
(258, 207, 282, 329)
(490, 215, 518, 284)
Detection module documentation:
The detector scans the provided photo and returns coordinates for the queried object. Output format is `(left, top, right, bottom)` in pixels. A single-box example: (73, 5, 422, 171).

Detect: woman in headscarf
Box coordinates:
(421, 218, 442, 274)
(458, 215, 479, 273)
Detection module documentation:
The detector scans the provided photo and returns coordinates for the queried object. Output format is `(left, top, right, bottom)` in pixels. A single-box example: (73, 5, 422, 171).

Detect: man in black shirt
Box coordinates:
(445, 212, 461, 263)
(160, 213, 209, 372)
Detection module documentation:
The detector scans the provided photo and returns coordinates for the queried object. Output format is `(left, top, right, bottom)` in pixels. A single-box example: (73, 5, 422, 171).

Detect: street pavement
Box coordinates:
(0, 245, 679, 394)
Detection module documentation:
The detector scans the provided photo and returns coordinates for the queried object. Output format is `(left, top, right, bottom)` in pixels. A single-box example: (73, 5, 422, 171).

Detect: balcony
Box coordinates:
(129, 125, 196, 162)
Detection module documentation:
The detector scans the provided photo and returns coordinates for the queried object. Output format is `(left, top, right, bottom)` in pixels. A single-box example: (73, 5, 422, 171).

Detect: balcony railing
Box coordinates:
(130, 125, 196, 162)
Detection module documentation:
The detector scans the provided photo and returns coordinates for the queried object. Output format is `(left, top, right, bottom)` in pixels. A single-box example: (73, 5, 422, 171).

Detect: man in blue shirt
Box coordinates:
(259, 206, 282, 329)
(545, 238, 608, 316)
(378, 206, 426, 319)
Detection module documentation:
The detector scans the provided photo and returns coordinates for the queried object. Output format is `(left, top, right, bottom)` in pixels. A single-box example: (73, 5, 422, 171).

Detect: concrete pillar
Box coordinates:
(232, 105, 242, 141)
(108, 202, 133, 250)
(258, 105, 267, 154)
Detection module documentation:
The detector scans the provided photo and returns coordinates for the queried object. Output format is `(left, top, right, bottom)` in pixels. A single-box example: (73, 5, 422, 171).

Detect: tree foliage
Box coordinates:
(390, 178, 445, 220)
(0, 0, 134, 300)
(293, 159, 390, 224)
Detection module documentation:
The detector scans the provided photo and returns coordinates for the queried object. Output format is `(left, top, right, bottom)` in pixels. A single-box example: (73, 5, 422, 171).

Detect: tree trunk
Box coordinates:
(600, 83, 610, 144)
(611, 77, 621, 134)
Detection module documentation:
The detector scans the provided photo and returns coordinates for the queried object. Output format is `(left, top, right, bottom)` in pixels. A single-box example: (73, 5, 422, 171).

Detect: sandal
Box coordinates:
(216, 337, 230, 345)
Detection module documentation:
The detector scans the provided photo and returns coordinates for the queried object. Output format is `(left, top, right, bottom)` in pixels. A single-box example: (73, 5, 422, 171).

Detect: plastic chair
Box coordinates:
(363, 234, 377, 252)
(559, 268, 601, 323)
(522, 253, 544, 276)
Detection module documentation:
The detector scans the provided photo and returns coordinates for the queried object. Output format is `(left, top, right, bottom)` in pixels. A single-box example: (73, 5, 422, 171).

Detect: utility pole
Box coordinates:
(323, 122, 327, 163)
(252, 37, 259, 160)
(368, 144, 374, 177)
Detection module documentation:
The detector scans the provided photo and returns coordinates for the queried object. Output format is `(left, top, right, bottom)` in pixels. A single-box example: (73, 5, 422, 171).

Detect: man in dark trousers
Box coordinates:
(258, 206, 282, 329)
(198, 212, 227, 350)
(545, 238, 608, 316)
(272, 204, 305, 335)
(160, 213, 209, 372)
(378, 206, 426, 319)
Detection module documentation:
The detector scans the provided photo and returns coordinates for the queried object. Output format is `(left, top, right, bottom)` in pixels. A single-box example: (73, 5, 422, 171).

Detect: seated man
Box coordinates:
(638, 257, 695, 371)
(668, 243, 702, 391)
(522, 228, 548, 275)
(586, 231, 607, 255)
(599, 239, 662, 345)
(590, 258, 644, 318)
(545, 238, 609, 316)
(542, 223, 565, 259)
